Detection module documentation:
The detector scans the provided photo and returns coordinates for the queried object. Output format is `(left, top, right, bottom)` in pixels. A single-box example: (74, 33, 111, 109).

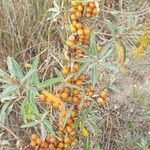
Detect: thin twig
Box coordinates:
(0, 123, 18, 139)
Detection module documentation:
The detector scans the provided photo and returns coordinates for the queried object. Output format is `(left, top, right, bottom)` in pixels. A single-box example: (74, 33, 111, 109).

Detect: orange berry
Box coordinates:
(35, 138, 42, 145)
(82, 127, 89, 137)
(86, 13, 92, 18)
(30, 140, 36, 147)
(67, 40, 76, 47)
(64, 143, 69, 148)
(64, 137, 71, 144)
(84, 28, 90, 36)
(66, 126, 73, 133)
(67, 118, 74, 125)
(86, 100, 91, 107)
(54, 140, 58, 146)
(92, 7, 98, 15)
(86, 7, 92, 13)
(87, 91, 93, 97)
(39, 148, 45, 150)
(75, 22, 83, 29)
(70, 7, 76, 13)
(64, 87, 71, 94)
(50, 137, 56, 143)
(71, 1, 78, 7)
(77, 29, 84, 36)
(70, 131, 76, 136)
(89, 86, 94, 91)
(79, 38, 84, 42)
(58, 142, 64, 148)
(83, 35, 89, 41)
(61, 92, 69, 100)
(52, 101, 59, 109)
(72, 95, 79, 103)
(67, 97, 72, 103)
(38, 94, 46, 101)
(71, 140, 77, 146)
(73, 89, 79, 95)
(49, 144, 55, 149)
(71, 14, 77, 20)
(99, 91, 107, 99)
(31, 134, 38, 140)
(40, 142, 48, 148)
(45, 135, 51, 143)
(69, 35, 76, 42)
(66, 77, 73, 83)
(56, 148, 62, 150)
(71, 67, 77, 73)
(86, 88, 91, 93)
(78, 5, 84, 11)
(70, 24, 77, 32)
(74, 63, 80, 70)
(78, 75, 85, 80)
(61, 67, 70, 75)
(75, 79, 83, 85)
(97, 46, 102, 52)
(72, 20, 78, 26)
(97, 97, 106, 106)
(75, 11, 82, 18)
(71, 110, 77, 117)
(79, 35, 84, 40)
(88, 2, 95, 8)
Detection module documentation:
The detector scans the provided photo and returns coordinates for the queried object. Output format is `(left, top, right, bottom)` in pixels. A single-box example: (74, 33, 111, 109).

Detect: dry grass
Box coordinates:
(0, 0, 150, 150)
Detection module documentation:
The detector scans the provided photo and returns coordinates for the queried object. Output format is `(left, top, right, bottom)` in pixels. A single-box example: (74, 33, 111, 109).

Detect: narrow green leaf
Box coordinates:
(0, 102, 10, 124)
(39, 77, 64, 89)
(30, 56, 40, 85)
(106, 19, 116, 35)
(0, 85, 18, 99)
(7, 57, 15, 78)
(99, 62, 118, 73)
(26, 89, 40, 116)
(1, 96, 17, 102)
(41, 123, 46, 139)
(21, 121, 39, 128)
(85, 120, 98, 134)
(91, 66, 97, 87)
(83, 137, 89, 150)
(76, 58, 93, 63)
(99, 41, 113, 59)
(89, 33, 98, 56)
(32, 56, 39, 69)
(21, 69, 36, 84)
(100, 48, 114, 61)
(44, 120, 56, 137)
(10, 57, 24, 80)
(54, 68, 63, 77)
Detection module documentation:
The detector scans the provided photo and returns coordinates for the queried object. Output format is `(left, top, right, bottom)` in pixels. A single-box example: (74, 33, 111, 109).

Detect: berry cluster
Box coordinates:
(30, 133, 73, 150)
(66, 0, 98, 58)
(97, 90, 108, 107)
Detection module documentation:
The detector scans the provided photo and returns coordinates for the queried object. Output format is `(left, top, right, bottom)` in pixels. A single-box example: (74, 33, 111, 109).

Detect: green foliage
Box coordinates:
(83, 137, 89, 150)
(76, 33, 118, 87)
(0, 56, 64, 136)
